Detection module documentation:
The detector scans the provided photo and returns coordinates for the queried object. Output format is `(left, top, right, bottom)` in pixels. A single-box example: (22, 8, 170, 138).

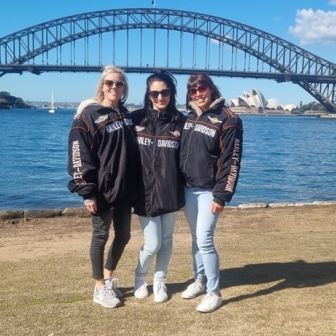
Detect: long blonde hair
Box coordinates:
(95, 65, 129, 104)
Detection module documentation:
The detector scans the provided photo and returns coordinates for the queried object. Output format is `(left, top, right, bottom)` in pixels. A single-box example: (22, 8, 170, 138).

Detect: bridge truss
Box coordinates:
(0, 8, 335, 111)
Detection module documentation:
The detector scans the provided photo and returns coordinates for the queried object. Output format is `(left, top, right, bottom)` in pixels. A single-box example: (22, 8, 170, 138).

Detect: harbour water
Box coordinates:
(0, 108, 335, 210)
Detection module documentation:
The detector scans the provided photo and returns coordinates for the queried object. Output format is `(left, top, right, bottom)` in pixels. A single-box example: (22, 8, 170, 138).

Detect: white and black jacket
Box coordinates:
(180, 98, 243, 205)
(131, 108, 185, 217)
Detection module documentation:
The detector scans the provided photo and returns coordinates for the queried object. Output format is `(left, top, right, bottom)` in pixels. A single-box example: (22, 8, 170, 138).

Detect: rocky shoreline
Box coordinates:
(1, 200, 336, 222)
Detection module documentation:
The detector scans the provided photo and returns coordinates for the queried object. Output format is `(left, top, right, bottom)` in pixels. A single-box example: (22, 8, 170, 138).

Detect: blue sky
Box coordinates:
(1, 0, 335, 106)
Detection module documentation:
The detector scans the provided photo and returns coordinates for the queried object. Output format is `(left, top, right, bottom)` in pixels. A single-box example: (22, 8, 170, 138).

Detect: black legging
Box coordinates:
(90, 203, 131, 279)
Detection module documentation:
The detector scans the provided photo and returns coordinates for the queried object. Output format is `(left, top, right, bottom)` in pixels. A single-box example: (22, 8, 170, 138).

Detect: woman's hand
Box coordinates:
(211, 201, 224, 213)
(84, 198, 97, 214)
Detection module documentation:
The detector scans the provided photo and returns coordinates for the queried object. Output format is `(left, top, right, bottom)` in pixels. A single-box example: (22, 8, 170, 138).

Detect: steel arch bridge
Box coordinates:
(1, 8, 336, 112)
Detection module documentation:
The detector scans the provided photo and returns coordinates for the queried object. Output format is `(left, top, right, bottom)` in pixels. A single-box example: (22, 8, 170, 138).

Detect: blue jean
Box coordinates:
(135, 212, 177, 282)
(184, 187, 220, 293)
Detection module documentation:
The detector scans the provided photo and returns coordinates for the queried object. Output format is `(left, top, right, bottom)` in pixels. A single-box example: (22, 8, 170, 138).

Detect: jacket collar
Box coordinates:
(189, 97, 225, 117)
(148, 107, 171, 121)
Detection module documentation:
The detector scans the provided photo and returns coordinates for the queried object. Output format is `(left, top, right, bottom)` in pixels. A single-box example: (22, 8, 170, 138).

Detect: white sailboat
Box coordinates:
(48, 92, 55, 113)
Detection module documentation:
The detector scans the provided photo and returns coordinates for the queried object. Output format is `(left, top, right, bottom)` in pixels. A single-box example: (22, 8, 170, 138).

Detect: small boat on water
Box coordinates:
(318, 113, 336, 119)
(48, 92, 55, 113)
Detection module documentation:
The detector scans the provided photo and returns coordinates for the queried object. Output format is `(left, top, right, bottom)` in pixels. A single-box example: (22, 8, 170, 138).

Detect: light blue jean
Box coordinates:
(135, 212, 177, 282)
(184, 187, 220, 293)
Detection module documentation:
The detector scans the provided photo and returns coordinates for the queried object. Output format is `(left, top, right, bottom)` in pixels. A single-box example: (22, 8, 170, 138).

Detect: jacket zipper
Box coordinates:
(183, 113, 200, 173)
(148, 111, 160, 217)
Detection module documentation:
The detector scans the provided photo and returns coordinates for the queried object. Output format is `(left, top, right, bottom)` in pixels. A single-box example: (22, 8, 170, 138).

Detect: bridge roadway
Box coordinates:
(1, 64, 336, 84)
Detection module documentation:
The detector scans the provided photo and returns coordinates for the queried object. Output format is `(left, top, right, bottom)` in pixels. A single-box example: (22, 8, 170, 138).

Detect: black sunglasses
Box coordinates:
(148, 89, 171, 99)
(188, 85, 208, 97)
(104, 80, 124, 88)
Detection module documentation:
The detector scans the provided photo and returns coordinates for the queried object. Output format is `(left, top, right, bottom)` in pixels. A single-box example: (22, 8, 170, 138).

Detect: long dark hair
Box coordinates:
(144, 70, 180, 120)
(186, 73, 221, 109)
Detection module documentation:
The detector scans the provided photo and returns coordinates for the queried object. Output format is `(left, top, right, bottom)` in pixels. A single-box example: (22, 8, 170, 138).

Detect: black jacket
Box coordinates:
(131, 108, 185, 217)
(68, 102, 138, 212)
(180, 98, 243, 205)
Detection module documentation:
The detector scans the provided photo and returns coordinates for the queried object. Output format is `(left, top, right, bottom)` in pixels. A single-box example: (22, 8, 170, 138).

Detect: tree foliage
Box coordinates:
(0, 92, 31, 109)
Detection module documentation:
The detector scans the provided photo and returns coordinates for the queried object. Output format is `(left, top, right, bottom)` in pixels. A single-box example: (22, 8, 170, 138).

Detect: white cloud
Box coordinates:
(329, 0, 336, 6)
(289, 9, 336, 45)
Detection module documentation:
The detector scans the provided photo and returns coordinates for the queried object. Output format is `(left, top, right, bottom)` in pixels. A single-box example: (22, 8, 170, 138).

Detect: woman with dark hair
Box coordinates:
(68, 65, 138, 308)
(131, 70, 185, 303)
(180, 73, 243, 313)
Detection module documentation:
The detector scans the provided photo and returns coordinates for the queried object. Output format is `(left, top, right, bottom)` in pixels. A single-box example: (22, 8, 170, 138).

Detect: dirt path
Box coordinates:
(1, 205, 335, 262)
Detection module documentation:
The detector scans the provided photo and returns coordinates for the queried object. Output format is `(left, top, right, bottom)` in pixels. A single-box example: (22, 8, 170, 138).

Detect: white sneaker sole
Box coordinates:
(93, 297, 120, 308)
(134, 285, 149, 299)
(181, 288, 206, 299)
(196, 298, 223, 313)
(154, 295, 168, 303)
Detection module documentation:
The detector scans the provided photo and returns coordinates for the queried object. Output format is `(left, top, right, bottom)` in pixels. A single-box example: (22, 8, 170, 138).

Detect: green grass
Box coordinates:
(0, 206, 335, 336)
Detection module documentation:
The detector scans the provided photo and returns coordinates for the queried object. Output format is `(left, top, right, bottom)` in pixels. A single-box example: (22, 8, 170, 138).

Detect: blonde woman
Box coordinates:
(68, 66, 138, 308)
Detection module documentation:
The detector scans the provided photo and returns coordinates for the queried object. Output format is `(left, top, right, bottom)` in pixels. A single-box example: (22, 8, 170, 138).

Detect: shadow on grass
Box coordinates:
(221, 259, 336, 304)
(162, 260, 336, 303)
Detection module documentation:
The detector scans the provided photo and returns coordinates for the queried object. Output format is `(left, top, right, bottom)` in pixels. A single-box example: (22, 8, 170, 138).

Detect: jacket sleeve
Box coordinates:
(67, 115, 99, 200)
(213, 116, 243, 205)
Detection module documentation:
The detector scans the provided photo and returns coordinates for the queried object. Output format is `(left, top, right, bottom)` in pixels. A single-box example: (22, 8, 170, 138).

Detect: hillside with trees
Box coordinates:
(0, 91, 31, 109)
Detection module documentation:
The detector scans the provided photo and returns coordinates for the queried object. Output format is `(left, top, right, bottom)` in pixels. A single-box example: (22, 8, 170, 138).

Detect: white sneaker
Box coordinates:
(196, 292, 222, 313)
(93, 285, 120, 308)
(181, 280, 206, 299)
(134, 279, 149, 299)
(153, 280, 168, 303)
(105, 277, 123, 298)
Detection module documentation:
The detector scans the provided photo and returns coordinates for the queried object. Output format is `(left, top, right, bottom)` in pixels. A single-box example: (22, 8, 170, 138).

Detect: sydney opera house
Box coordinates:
(229, 88, 297, 113)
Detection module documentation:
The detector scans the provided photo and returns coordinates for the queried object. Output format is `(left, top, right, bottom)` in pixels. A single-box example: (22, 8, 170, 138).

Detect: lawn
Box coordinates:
(0, 205, 335, 336)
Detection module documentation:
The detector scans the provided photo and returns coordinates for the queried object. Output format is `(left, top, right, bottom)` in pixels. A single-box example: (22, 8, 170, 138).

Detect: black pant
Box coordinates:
(90, 203, 131, 279)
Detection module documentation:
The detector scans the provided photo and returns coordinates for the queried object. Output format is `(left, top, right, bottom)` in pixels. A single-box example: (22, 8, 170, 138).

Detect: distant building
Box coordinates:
(229, 89, 297, 112)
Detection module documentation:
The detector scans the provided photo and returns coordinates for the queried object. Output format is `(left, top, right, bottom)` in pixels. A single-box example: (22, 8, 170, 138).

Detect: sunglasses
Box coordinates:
(104, 80, 124, 88)
(188, 85, 208, 97)
(148, 89, 171, 99)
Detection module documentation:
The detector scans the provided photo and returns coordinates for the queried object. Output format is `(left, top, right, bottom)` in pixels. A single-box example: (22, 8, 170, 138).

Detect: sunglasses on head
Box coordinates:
(148, 89, 171, 99)
(104, 80, 124, 88)
(188, 85, 208, 97)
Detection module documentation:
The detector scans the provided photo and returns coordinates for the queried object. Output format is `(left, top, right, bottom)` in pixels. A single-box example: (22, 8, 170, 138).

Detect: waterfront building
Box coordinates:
(229, 88, 297, 113)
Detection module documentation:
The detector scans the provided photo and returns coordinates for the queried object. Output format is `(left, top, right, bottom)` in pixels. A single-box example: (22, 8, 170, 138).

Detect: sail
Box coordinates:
(48, 92, 55, 113)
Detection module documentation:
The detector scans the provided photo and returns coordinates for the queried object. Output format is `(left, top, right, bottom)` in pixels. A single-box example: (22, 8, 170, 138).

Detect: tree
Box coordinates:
(0, 92, 31, 109)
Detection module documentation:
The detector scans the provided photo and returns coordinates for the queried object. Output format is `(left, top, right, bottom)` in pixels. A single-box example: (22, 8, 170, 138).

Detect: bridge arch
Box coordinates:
(0, 8, 335, 111)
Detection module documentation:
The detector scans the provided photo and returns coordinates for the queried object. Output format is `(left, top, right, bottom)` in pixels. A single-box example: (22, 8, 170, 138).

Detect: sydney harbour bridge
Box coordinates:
(0, 8, 335, 112)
